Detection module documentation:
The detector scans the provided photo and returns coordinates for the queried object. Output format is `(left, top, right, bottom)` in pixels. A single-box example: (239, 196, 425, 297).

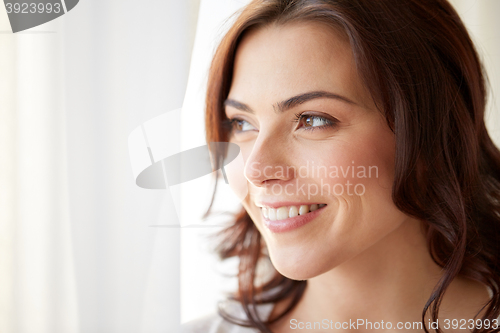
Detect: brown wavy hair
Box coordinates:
(204, 0, 500, 332)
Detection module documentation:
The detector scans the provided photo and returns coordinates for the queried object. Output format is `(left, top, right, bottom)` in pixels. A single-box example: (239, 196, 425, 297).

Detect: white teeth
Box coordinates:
(299, 205, 309, 215)
(262, 204, 326, 220)
(277, 207, 288, 220)
(268, 208, 277, 221)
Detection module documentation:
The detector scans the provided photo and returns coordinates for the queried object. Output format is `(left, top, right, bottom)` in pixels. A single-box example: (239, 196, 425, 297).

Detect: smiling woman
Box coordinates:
(182, 1, 500, 333)
(223, 22, 400, 284)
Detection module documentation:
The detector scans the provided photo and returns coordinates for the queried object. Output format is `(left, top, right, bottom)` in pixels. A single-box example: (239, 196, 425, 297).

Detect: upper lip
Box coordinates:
(255, 201, 326, 208)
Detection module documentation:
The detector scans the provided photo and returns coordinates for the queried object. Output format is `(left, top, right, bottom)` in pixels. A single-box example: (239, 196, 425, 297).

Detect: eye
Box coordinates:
(294, 112, 338, 131)
(224, 117, 257, 133)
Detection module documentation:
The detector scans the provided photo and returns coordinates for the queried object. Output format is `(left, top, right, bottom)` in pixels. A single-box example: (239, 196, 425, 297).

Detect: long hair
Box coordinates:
(204, 1, 500, 332)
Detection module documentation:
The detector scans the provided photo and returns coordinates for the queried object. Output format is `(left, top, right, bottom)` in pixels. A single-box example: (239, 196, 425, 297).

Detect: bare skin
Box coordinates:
(224, 21, 490, 332)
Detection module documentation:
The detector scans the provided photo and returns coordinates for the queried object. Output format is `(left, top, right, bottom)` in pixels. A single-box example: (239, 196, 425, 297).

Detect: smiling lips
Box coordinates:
(262, 204, 327, 221)
(259, 203, 327, 233)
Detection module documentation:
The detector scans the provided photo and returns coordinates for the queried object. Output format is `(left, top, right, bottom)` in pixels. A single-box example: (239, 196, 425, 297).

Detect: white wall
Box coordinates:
(450, 0, 500, 146)
(180, 0, 251, 324)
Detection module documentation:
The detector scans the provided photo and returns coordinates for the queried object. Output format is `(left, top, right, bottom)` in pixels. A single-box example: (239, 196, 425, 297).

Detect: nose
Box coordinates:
(243, 133, 294, 187)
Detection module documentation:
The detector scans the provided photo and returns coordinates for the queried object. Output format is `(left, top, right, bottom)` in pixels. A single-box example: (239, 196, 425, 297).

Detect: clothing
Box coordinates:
(181, 300, 274, 333)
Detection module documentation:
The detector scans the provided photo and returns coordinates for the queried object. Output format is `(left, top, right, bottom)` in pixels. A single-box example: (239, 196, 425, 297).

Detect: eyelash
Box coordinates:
(292, 112, 339, 132)
(222, 118, 251, 133)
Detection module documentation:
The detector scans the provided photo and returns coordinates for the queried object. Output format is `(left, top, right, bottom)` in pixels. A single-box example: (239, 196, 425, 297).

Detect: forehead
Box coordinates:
(229, 21, 370, 108)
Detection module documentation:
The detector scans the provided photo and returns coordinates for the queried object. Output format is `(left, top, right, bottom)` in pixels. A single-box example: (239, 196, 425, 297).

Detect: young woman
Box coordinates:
(183, 0, 500, 332)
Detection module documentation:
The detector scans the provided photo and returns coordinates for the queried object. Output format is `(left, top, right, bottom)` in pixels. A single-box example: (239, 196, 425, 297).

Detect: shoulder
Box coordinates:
(181, 300, 274, 333)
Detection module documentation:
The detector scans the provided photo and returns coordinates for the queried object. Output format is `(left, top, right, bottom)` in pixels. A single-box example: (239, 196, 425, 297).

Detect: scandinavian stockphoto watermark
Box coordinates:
(247, 160, 379, 199)
(3, 0, 79, 33)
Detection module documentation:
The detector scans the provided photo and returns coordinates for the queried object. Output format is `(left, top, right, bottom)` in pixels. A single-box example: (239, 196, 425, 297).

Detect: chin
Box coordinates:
(266, 244, 337, 281)
(272, 262, 314, 281)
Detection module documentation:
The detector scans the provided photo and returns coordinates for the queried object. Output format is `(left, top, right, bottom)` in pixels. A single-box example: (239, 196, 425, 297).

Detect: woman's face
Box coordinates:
(224, 22, 409, 280)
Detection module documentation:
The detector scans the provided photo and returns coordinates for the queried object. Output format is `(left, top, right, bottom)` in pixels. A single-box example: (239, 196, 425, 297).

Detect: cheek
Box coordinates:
(295, 121, 397, 241)
(326, 120, 395, 196)
(321, 123, 400, 239)
(297, 137, 394, 200)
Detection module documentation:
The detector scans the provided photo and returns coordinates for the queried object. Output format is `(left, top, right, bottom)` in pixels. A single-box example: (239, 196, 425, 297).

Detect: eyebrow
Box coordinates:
(223, 90, 356, 114)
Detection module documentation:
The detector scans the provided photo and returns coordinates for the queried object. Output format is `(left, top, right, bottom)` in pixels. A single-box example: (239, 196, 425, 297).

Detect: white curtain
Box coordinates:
(0, 1, 199, 332)
(0, 1, 499, 333)
(0, 9, 79, 333)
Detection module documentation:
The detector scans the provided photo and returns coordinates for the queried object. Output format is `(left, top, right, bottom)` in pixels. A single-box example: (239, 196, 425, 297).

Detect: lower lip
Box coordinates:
(262, 206, 326, 233)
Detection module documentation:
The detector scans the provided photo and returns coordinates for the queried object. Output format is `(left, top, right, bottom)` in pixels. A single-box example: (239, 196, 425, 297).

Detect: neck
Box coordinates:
(269, 218, 489, 331)
(304, 219, 440, 321)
